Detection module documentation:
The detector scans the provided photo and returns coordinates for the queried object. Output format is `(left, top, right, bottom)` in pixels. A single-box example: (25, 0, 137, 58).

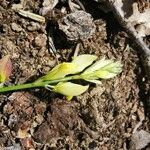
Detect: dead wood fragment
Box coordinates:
(107, 1, 150, 53)
(96, 0, 150, 116)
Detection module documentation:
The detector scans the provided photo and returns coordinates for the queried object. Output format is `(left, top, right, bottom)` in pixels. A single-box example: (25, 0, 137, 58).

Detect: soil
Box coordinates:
(0, 0, 150, 150)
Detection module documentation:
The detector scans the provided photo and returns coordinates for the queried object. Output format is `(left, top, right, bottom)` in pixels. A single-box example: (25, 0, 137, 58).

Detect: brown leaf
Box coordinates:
(0, 55, 12, 83)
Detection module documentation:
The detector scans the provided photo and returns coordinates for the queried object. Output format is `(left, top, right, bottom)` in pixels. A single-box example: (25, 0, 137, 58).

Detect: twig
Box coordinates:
(73, 42, 80, 58)
(18, 10, 45, 23)
(47, 25, 59, 64)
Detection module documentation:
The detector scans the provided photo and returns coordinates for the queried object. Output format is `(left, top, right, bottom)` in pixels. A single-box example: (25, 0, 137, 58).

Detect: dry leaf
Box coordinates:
(0, 55, 12, 83)
(17, 128, 30, 139)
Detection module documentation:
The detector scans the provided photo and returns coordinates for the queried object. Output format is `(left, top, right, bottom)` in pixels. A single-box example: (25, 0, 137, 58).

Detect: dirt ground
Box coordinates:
(0, 0, 150, 150)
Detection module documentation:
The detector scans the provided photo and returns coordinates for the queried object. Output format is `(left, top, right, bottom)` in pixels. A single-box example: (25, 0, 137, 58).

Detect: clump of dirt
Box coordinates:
(0, 0, 150, 150)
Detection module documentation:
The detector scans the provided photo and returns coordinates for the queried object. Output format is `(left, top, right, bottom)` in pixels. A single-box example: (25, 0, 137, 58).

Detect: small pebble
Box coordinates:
(4, 144, 21, 150)
(34, 34, 47, 48)
(27, 22, 41, 31)
(58, 10, 96, 41)
(11, 22, 22, 32)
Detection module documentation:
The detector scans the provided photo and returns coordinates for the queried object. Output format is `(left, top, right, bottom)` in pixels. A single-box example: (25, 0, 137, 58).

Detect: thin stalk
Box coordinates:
(0, 75, 80, 93)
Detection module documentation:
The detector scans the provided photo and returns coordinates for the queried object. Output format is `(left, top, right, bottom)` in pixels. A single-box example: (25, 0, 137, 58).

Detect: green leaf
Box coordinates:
(71, 54, 98, 73)
(0, 55, 12, 83)
(53, 82, 89, 99)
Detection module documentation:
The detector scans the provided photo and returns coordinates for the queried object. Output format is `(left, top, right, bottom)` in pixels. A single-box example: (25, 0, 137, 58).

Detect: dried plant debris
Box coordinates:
(95, 0, 150, 80)
(128, 3, 150, 37)
(40, 0, 85, 16)
(58, 10, 96, 41)
(68, 0, 85, 11)
(18, 10, 45, 23)
(136, 0, 150, 12)
(40, 0, 59, 16)
(11, 0, 25, 10)
(11, 0, 39, 10)
(0, 55, 12, 84)
(34, 100, 97, 144)
(110, 0, 150, 38)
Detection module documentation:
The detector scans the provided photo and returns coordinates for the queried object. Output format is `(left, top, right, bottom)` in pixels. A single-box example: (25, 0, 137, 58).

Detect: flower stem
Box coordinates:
(0, 75, 80, 93)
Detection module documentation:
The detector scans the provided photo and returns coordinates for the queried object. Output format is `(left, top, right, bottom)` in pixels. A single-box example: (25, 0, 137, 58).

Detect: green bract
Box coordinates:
(53, 82, 89, 100)
(71, 54, 97, 73)
(37, 54, 97, 82)
(81, 57, 122, 80)
(37, 62, 76, 81)
(95, 61, 122, 79)
(82, 57, 112, 74)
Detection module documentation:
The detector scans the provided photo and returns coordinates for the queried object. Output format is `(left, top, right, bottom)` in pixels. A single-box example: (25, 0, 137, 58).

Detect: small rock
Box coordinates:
(11, 22, 22, 32)
(33, 122, 59, 143)
(8, 114, 18, 127)
(20, 138, 34, 149)
(12, 4, 23, 10)
(35, 114, 44, 125)
(17, 128, 30, 139)
(34, 34, 47, 48)
(27, 22, 41, 31)
(4, 144, 21, 150)
(58, 10, 96, 41)
(40, 0, 59, 15)
(34, 103, 46, 115)
(130, 130, 150, 150)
